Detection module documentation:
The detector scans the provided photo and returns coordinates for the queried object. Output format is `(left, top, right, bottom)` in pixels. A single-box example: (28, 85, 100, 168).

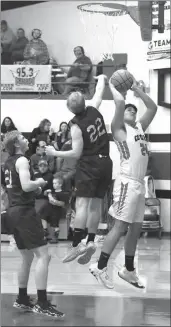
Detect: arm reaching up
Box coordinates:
(132, 83, 157, 131)
(89, 74, 108, 110)
(109, 79, 126, 141)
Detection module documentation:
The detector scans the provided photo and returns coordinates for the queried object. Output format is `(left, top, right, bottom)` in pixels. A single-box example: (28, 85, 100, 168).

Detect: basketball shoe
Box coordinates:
(33, 300, 65, 319)
(62, 242, 87, 263)
(77, 242, 96, 265)
(89, 262, 114, 289)
(13, 296, 35, 311)
(118, 266, 145, 288)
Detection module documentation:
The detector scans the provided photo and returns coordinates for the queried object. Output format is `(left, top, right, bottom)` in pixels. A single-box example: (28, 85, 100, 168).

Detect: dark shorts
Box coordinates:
(75, 155, 113, 198)
(7, 205, 47, 250)
(35, 199, 66, 227)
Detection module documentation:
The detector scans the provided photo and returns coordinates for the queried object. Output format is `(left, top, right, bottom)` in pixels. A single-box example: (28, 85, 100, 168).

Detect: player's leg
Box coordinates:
(119, 191, 145, 288)
(13, 246, 35, 311)
(32, 244, 65, 318)
(62, 196, 90, 263)
(77, 197, 103, 265)
(78, 156, 113, 265)
(89, 177, 137, 288)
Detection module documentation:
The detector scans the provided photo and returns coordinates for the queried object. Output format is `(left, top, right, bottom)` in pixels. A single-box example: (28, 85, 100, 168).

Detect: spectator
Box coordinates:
(34, 159, 53, 240)
(44, 173, 70, 243)
(10, 28, 28, 63)
(1, 116, 18, 135)
(30, 140, 55, 174)
(23, 28, 49, 64)
(54, 122, 70, 150)
(1, 117, 17, 171)
(63, 46, 92, 95)
(56, 134, 77, 192)
(29, 119, 54, 154)
(1, 20, 16, 64)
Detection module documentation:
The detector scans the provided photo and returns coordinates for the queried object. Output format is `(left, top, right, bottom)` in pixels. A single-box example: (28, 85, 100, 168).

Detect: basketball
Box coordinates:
(110, 69, 133, 93)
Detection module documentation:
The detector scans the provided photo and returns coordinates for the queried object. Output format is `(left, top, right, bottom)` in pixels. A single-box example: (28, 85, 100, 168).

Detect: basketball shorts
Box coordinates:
(109, 175, 145, 224)
(7, 205, 47, 250)
(75, 155, 113, 198)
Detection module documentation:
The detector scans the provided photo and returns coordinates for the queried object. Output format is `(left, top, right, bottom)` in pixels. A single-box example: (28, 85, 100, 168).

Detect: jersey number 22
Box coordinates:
(87, 117, 106, 143)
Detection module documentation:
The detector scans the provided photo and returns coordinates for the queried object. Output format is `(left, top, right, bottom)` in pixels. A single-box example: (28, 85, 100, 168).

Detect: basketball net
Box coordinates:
(78, 3, 128, 62)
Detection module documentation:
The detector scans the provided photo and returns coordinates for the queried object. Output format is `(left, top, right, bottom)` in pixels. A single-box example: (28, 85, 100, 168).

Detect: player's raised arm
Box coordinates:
(132, 84, 157, 131)
(16, 156, 47, 192)
(109, 79, 126, 137)
(90, 74, 108, 110)
(45, 124, 83, 160)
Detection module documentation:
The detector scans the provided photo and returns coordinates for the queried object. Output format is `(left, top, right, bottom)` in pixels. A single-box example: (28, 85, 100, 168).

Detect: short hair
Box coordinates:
(4, 130, 21, 156)
(53, 172, 64, 184)
(38, 159, 48, 166)
(125, 103, 138, 113)
(32, 28, 42, 38)
(17, 28, 24, 33)
(67, 92, 85, 114)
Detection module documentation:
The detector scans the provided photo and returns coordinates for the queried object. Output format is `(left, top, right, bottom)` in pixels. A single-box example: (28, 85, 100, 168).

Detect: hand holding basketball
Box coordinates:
(110, 69, 133, 93)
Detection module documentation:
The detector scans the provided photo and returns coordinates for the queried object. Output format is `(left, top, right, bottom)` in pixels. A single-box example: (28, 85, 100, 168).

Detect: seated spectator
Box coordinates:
(1, 20, 16, 64)
(30, 140, 55, 174)
(44, 173, 70, 243)
(63, 46, 92, 95)
(1, 116, 18, 136)
(23, 28, 49, 64)
(10, 28, 28, 63)
(53, 122, 70, 150)
(29, 118, 54, 154)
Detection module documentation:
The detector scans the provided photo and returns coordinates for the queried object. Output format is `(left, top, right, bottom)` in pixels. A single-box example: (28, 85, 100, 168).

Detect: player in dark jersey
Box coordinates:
(4, 131, 65, 319)
(46, 74, 113, 264)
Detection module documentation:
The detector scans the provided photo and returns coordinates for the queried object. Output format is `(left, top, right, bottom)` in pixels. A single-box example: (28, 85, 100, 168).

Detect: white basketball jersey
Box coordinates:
(115, 122, 149, 181)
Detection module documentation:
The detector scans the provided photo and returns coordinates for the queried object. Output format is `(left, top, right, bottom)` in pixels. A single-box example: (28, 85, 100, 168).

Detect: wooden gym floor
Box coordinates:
(1, 236, 170, 326)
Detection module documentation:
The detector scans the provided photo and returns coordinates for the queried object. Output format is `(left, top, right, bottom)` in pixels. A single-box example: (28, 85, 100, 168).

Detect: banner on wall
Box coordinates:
(147, 30, 171, 61)
(1, 65, 51, 92)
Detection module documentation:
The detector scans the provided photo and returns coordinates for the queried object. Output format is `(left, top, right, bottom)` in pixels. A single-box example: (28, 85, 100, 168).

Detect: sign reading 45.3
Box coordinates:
(16, 66, 34, 78)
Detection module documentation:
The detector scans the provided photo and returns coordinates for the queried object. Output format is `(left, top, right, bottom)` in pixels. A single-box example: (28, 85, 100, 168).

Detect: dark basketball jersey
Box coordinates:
(4, 154, 35, 207)
(71, 106, 109, 156)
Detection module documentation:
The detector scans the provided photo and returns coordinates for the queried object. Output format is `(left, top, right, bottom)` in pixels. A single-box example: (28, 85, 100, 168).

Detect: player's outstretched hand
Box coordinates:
(93, 74, 108, 81)
(36, 178, 47, 188)
(45, 145, 57, 157)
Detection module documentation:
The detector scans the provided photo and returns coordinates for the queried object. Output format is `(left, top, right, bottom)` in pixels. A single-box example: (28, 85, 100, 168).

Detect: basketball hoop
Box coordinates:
(77, 2, 140, 61)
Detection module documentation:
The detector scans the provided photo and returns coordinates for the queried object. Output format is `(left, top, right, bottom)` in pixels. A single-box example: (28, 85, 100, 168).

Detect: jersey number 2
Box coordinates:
(140, 143, 149, 156)
(87, 117, 105, 143)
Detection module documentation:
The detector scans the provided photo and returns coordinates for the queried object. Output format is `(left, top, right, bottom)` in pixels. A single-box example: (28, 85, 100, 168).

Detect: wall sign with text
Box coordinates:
(1, 65, 51, 92)
(147, 30, 171, 61)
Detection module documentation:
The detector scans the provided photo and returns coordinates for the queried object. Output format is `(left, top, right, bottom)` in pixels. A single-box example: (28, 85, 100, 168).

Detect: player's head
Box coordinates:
(124, 103, 138, 125)
(4, 131, 29, 156)
(36, 140, 46, 155)
(38, 159, 48, 174)
(74, 46, 84, 59)
(67, 91, 85, 115)
(53, 173, 64, 190)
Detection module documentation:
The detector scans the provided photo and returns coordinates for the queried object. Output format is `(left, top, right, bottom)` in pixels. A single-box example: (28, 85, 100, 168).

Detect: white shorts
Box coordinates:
(109, 175, 145, 224)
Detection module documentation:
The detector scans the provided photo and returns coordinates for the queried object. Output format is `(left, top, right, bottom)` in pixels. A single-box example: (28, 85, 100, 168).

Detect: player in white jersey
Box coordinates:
(89, 78, 157, 289)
